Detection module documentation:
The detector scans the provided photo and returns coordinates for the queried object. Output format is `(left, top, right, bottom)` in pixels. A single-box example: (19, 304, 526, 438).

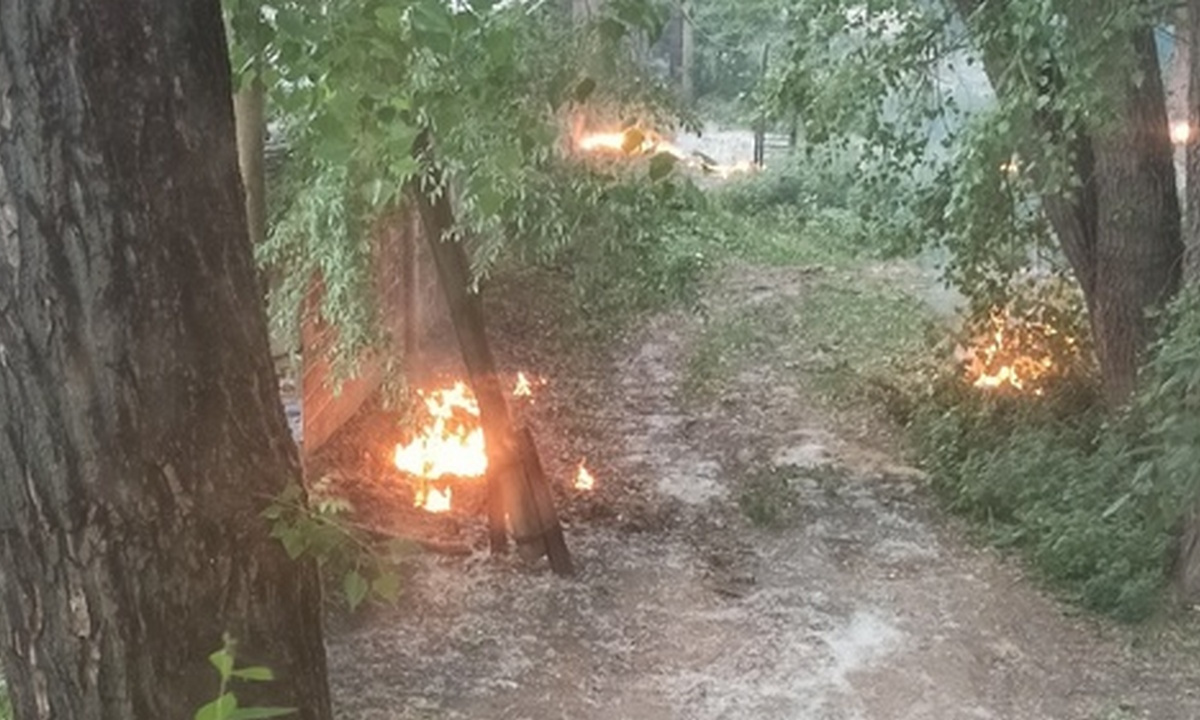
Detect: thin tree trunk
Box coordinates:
(1176, 0, 1200, 604)
(1187, 0, 1200, 283)
(1088, 30, 1183, 402)
(0, 2, 331, 718)
(680, 0, 695, 104)
(402, 207, 421, 375)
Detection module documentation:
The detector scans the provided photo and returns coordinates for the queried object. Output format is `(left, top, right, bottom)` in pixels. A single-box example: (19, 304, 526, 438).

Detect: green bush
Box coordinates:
(914, 388, 1173, 621)
(714, 148, 865, 217)
(711, 146, 924, 261)
(532, 168, 714, 337)
(912, 288, 1200, 621)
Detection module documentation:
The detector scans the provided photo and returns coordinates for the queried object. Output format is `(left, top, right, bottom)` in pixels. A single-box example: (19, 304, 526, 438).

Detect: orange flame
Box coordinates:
(414, 485, 452, 513)
(575, 460, 596, 491)
(961, 309, 1070, 396)
(576, 126, 687, 158)
(394, 382, 490, 513)
(575, 123, 755, 179)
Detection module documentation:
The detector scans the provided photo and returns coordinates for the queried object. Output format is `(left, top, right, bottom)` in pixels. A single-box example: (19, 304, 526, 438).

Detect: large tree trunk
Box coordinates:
(1176, 0, 1200, 604)
(1086, 30, 1183, 402)
(1188, 1, 1200, 283)
(0, 2, 332, 718)
(954, 1, 1183, 404)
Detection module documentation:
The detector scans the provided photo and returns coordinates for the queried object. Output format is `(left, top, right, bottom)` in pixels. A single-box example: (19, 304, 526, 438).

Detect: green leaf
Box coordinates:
(573, 78, 597, 104)
(208, 649, 235, 682)
(412, 0, 455, 56)
(274, 526, 308, 560)
(343, 569, 370, 610)
(194, 693, 237, 720)
(228, 707, 298, 720)
(372, 570, 402, 603)
(597, 18, 626, 42)
(649, 152, 677, 182)
(475, 186, 504, 217)
(231, 666, 275, 682)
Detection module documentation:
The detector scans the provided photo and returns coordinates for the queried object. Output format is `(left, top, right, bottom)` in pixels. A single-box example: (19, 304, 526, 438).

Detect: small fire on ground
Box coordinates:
(574, 122, 754, 179)
(393, 376, 595, 513)
(958, 309, 1076, 396)
(575, 461, 596, 491)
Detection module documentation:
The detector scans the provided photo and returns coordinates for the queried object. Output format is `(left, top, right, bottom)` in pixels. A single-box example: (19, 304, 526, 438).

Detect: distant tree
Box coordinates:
(954, 0, 1183, 404)
(0, 1, 331, 717)
(777, 0, 1183, 405)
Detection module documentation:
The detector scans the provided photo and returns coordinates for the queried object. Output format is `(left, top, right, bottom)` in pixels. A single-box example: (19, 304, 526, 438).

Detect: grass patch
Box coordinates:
(738, 466, 802, 528)
(917, 407, 1171, 621)
(696, 207, 876, 270)
(681, 300, 795, 401)
(789, 281, 930, 379)
(682, 274, 932, 408)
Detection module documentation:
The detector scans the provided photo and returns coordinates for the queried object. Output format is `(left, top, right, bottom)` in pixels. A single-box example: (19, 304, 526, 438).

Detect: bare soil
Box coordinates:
(323, 261, 1200, 720)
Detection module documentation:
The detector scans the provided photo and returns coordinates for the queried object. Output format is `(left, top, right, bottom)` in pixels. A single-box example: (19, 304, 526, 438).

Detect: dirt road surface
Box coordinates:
(326, 261, 1200, 720)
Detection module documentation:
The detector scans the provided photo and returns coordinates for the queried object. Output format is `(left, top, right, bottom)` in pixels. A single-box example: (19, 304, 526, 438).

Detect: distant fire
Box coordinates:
(959, 309, 1075, 395)
(513, 372, 533, 398)
(575, 460, 596, 491)
(574, 120, 753, 179)
(577, 126, 688, 158)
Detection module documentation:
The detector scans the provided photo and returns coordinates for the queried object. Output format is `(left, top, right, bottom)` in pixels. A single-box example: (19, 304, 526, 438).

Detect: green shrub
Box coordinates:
(912, 288, 1200, 621)
(913, 387, 1175, 621)
(714, 148, 865, 217)
(538, 171, 714, 337)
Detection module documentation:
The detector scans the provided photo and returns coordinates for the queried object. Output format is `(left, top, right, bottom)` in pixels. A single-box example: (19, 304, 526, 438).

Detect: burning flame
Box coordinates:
(394, 381, 488, 513)
(574, 121, 753, 179)
(961, 309, 1072, 396)
(415, 485, 452, 513)
(394, 382, 487, 479)
(577, 126, 688, 159)
(514, 372, 533, 398)
(1171, 120, 1192, 145)
(575, 460, 596, 491)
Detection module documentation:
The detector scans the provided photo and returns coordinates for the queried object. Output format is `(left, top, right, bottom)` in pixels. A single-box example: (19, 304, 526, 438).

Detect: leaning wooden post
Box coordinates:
(408, 132, 573, 575)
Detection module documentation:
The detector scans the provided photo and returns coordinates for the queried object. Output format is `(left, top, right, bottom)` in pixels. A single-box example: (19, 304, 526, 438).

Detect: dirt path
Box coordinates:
(327, 262, 1199, 720)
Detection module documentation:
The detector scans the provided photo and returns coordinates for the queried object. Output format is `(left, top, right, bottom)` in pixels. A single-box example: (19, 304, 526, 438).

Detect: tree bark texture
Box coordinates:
(0, 2, 332, 718)
(954, 0, 1183, 404)
(1187, 0, 1200, 284)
